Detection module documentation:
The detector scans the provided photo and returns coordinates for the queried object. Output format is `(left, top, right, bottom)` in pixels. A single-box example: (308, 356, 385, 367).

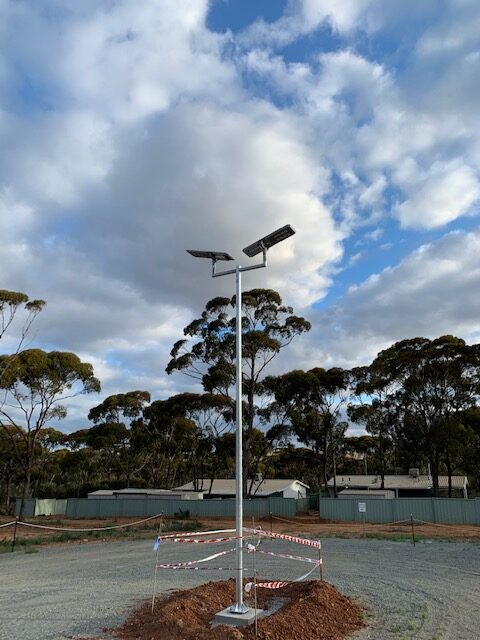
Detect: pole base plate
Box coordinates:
(212, 606, 266, 628)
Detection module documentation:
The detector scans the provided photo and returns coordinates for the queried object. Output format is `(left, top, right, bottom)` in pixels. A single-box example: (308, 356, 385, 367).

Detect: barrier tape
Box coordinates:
(158, 529, 235, 540)
(12, 512, 165, 532)
(246, 581, 288, 592)
(412, 518, 476, 529)
(244, 527, 321, 549)
(245, 566, 318, 593)
(155, 566, 238, 571)
(0, 520, 16, 529)
(270, 514, 317, 525)
(158, 535, 239, 545)
(156, 548, 234, 569)
(254, 549, 322, 565)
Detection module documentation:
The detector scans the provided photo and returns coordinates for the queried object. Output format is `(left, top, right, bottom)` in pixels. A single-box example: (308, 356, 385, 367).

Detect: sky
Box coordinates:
(1, 0, 480, 431)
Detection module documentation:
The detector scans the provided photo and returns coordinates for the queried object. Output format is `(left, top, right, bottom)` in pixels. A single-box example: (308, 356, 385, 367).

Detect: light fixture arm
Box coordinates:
(212, 244, 267, 278)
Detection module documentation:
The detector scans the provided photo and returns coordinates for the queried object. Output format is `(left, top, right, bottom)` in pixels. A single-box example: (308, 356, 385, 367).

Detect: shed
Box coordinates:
(174, 478, 309, 499)
(87, 488, 203, 500)
(327, 474, 468, 498)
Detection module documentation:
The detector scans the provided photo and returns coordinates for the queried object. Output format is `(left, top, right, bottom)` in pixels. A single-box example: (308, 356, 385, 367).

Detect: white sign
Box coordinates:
(358, 502, 367, 513)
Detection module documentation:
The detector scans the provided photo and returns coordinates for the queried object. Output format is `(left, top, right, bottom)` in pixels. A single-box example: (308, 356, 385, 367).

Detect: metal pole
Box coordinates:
(231, 266, 247, 613)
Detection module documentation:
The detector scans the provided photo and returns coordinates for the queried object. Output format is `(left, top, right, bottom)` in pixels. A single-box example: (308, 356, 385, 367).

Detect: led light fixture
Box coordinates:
(186, 250, 234, 261)
(242, 224, 295, 257)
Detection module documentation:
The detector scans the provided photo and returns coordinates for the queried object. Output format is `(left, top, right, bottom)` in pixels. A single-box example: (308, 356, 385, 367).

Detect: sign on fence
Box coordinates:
(358, 502, 366, 513)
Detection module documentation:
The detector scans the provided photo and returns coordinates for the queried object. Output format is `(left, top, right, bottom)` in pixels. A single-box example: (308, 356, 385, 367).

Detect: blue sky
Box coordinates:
(0, 0, 479, 428)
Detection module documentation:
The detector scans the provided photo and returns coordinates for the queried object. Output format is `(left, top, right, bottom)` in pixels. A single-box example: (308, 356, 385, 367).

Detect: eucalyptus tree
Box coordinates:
(262, 367, 350, 493)
(0, 289, 45, 347)
(0, 349, 100, 508)
(161, 392, 232, 492)
(458, 407, 480, 493)
(87, 391, 151, 486)
(166, 289, 311, 494)
(348, 365, 398, 488)
(367, 336, 480, 495)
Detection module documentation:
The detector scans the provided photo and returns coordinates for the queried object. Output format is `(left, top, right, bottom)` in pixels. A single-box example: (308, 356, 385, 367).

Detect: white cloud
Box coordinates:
(2, 0, 480, 431)
(395, 160, 480, 228)
(299, 228, 480, 369)
(240, 0, 378, 48)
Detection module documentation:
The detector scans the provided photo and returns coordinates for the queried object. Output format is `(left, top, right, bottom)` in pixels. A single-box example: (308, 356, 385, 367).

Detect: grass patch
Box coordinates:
(0, 518, 202, 553)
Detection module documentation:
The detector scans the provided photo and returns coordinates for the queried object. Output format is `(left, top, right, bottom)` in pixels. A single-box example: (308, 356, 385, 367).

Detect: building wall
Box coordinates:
(283, 482, 308, 499)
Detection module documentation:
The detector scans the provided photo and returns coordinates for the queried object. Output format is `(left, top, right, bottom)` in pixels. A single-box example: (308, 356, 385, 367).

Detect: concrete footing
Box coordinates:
(212, 607, 266, 628)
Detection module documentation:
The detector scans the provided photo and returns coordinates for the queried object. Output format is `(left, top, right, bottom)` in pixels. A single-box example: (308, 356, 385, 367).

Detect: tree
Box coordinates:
(88, 391, 151, 425)
(158, 393, 232, 493)
(135, 398, 198, 488)
(0, 425, 25, 511)
(87, 391, 151, 487)
(167, 289, 311, 495)
(0, 289, 45, 346)
(0, 349, 100, 508)
(262, 367, 350, 493)
(367, 336, 480, 495)
(349, 365, 398, 488)
(458, 408, 480, 493)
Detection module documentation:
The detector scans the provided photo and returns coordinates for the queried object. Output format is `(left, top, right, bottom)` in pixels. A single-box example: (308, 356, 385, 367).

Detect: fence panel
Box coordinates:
(295, 497, 310, 514)
(14, 498, 36, 517)
(16, 495, 480, 524)
(33, 499, 67, 516)
(318, 497, 480, 524)
(63, 497, 299, 520)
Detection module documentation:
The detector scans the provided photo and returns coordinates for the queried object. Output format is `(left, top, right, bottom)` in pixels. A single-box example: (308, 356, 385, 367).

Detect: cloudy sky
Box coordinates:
(1, 0, 480, 429)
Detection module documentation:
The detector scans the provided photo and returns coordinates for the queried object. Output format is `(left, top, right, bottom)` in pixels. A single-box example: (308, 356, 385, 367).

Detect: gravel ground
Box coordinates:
(1, 537, 479, 640)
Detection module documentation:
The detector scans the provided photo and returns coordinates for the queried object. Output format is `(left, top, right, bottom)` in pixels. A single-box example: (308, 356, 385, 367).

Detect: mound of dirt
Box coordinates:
(106, 579, 365, 640)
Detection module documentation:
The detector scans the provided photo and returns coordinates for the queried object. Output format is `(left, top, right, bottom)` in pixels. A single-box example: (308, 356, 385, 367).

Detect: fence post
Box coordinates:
(11, 516, 19, 553)
(410, 513, 415, 546)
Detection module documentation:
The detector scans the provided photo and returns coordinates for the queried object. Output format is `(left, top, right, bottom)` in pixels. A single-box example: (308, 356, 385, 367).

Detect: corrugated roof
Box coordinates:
(338, 489, 395, 496)
(327, 475, 467, 490)
(88, 488, 174, 497)
(174, 479, 309, 496)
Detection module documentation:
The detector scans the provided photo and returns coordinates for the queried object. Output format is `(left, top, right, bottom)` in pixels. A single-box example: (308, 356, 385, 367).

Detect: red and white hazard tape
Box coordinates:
(244, 565, 319, 593)
(155, 566, 238, 571)
(163, 535, 239, 545)
(158, 528, 235, 540)
(245, 581, 288, 592)
(253, 548, 322, 565)
(244, 527, 321, 549)
(155, 547, 234, 569)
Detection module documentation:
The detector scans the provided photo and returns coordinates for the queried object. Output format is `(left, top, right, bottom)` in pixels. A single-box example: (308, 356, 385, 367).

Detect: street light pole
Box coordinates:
(186, 224, 295, 618)
(233, 265, 245, 612)
(213, 257, 267, 614)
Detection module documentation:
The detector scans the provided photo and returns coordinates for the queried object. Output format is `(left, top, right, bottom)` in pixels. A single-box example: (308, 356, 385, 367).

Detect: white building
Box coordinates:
(174, 478, 309, 499)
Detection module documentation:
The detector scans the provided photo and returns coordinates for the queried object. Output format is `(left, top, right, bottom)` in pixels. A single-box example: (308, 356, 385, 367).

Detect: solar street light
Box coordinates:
(186, 225, 295, 620)
(242, 224, 295, 257)
(186, 250, 234, 261)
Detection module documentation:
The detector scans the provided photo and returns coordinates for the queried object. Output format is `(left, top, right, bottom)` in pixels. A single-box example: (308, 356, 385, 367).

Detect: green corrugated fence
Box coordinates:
(15, 496, 301, 519)
(64, 496, 299, 519)
(318, 497, 480, 525)
(14, 495, 480, 524)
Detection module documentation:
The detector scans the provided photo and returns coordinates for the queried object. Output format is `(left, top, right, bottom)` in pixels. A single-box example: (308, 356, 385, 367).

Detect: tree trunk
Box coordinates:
(379, 431, 385, 489)
(19, 462, 33, 519)
(446, 448, 453, 498)
(431, 451, 440, 497)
